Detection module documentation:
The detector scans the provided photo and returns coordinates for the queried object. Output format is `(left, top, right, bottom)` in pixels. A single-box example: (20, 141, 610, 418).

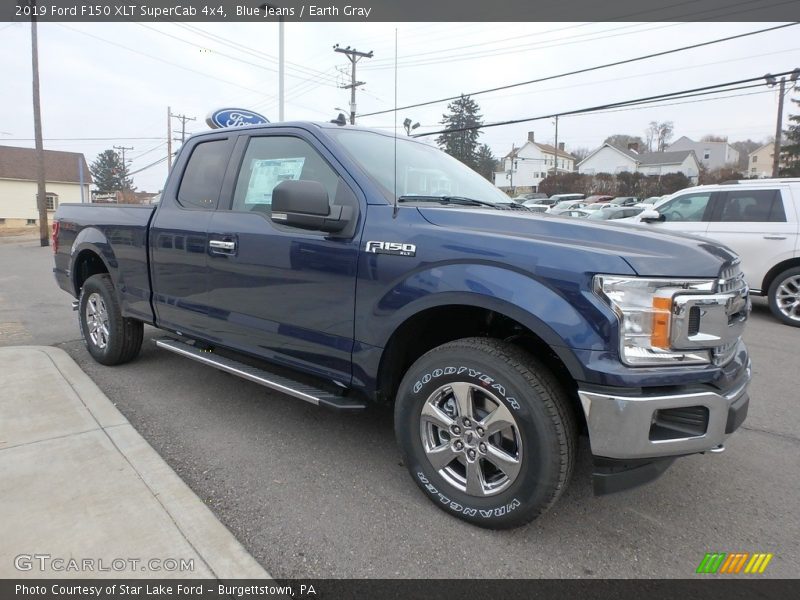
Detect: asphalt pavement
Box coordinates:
(1, 238, 798, 578)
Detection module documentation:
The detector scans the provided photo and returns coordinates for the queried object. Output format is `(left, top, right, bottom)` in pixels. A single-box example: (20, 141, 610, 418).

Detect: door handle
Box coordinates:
(763, 235, 787, 240)
(209, 240, 236, 251)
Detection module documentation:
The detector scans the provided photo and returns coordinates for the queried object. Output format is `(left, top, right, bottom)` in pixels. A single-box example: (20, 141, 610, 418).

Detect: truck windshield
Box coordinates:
(327, 129, 513, 206)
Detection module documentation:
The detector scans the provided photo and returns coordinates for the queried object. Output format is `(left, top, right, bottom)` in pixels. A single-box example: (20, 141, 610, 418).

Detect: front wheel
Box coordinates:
(768, 267, 800, 327)
(394, 338, 577, 529)
(79, 274, 143, 365)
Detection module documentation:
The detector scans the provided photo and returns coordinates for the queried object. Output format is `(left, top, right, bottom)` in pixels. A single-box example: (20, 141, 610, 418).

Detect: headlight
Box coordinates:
(594, 275, 715, 366)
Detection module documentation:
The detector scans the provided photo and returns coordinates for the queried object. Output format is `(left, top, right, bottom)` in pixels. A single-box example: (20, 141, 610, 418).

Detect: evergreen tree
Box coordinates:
(780, 95, 800, 177)
(475, 144, 497, 181)
(436, 94, 483, 170)
(90, 149, 134, 193)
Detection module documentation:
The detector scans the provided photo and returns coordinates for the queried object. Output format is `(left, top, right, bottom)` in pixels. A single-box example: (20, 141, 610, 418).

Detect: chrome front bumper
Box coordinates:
(578, 365, 750, 460)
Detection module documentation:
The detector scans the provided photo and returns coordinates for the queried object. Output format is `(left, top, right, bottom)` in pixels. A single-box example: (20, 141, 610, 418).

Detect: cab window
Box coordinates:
(177, 139, 231, 210)
(658, 192, 713, 222)
(715, 189, 786, 223)
(232, 136, 340, 214)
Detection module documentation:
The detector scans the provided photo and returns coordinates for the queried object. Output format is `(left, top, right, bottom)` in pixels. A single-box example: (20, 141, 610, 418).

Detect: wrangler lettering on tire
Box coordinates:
(394, 337, 577, 529)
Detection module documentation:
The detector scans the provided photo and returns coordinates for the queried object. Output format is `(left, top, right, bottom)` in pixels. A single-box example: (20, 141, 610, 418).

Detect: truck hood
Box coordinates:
(417, 207, 737, 277)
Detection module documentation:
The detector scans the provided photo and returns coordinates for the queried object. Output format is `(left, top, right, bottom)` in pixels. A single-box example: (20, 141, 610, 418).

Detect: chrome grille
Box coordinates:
(717, 262, 746, 294)
(712, 262, 748, 366)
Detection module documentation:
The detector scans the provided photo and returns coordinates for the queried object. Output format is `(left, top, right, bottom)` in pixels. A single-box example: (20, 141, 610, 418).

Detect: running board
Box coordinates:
(155, 338, 366, 411)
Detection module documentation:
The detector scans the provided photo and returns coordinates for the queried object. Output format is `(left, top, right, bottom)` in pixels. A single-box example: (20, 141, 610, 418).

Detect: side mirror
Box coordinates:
(639, 209, 664, 223)
(271, 180, 351, 233)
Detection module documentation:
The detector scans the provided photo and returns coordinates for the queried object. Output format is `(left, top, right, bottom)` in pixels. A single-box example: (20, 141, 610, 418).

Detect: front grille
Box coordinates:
(650, 406, 709, 440)
(717, 261, 746, 294)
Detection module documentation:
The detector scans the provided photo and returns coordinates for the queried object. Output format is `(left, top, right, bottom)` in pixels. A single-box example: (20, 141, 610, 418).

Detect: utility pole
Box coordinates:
(166, 106, 173, 169)
(552, 115, 559, 181)
(333, 44, 373, 125)
(113, 145, 133, 191)
(30, 1, 48, 247)
(172, 113, 196, 144)
(773, 76, 786, 178)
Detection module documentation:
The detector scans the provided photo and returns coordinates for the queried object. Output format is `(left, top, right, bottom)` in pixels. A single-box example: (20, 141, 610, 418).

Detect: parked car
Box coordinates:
(513, 192, 549, 202)
(549, 193, 586, 202)
(608, 196, 640, 207)
(523, 197, 558, 208)
(522, 204, 550, 213)
(587, 206, 645, 220)
(52, 121, 751, 529)
(584, 195, 615, 204)
(547, 200, 587, 213)
(584, 202, 610, 212)
(633, 178, 800, 326)
(558, 209, 591, 218)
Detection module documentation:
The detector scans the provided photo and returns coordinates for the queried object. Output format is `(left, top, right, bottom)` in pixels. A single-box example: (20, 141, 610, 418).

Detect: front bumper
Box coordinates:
(578, 361, 750, 460)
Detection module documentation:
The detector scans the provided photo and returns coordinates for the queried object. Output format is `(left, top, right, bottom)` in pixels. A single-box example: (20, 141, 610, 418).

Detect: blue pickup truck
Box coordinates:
(53, 121, 751, 528)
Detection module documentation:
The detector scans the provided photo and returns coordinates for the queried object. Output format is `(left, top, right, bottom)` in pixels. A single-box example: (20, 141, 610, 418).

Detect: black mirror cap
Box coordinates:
(273, 180, 330, 216)
(271, 180, 351, 233)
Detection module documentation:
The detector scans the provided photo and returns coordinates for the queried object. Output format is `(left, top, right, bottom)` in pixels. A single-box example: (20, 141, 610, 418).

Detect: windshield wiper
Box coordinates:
(398, 195, 504, 209)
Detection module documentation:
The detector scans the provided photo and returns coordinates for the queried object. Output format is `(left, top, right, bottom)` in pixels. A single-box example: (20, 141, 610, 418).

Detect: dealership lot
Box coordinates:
(1, 240, 798, 578)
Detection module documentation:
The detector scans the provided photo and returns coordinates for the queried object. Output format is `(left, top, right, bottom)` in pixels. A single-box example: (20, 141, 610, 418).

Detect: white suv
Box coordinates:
(634, 179, 800, 326)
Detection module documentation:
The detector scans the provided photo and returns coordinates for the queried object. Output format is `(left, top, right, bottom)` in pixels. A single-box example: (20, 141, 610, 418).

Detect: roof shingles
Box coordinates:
(0, 145, 92, 184)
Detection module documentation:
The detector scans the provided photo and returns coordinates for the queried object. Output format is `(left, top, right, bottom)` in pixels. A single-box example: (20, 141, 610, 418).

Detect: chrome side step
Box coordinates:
(155, 338, 366, 411)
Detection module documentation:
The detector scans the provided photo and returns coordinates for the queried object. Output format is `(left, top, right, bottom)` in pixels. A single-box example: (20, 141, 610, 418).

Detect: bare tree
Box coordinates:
(701, 134, 728, 142)
(645, 121, 659, 152)
(657, 121, 674, 152)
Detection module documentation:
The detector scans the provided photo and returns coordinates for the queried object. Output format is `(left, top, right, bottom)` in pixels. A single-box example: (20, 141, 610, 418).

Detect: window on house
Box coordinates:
(752, 155, 757, 163)
(703, 150, 711, 160)
(0, 218, 5, 224)
(27, 219, 36, 225)
(45, 193, 58, 211)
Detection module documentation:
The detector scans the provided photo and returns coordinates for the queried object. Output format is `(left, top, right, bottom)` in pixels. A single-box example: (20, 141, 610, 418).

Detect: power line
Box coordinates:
(55, 24, 269, 96)
(3, 137, 163, 141)
(359, 22, 799, 118)
(414, 69, 799, 138)
(128, 155, 168, 176)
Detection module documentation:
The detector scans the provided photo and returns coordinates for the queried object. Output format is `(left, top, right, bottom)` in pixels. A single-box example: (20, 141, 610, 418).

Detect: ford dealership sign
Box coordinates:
(206, 108, 270, 129)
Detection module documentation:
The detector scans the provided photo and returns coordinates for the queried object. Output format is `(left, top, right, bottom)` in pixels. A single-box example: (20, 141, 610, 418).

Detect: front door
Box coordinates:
(645, 190, 717, 238)
(205, 132, 363, 385)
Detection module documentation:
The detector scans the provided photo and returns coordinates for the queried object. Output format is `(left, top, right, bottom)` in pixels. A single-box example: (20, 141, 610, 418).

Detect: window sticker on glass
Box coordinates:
(243, 157, 306, 205)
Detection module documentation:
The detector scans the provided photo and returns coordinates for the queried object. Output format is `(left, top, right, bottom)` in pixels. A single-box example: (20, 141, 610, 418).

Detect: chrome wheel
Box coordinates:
(419, 382, 523, 497)
(775, 275, 800, 322)
(85, 292, 110, 349)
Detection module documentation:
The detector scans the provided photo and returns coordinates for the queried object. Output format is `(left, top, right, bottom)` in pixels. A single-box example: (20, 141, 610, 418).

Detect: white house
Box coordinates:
(0, 146, 92, 228)
(577, 143, 701, 182)
(494, 132, 575, 192)
(666, 136, 739, 171)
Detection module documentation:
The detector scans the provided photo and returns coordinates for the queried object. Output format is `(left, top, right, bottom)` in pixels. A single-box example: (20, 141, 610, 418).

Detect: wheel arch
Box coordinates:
(761, 257, 800, 296)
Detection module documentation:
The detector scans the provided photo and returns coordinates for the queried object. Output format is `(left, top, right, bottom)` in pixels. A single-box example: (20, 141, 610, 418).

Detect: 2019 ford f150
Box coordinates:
(53, 122, 751, 528)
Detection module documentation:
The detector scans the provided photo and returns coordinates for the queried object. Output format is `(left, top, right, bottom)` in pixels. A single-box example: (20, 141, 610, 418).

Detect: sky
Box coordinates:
(1, 20, 799, 192)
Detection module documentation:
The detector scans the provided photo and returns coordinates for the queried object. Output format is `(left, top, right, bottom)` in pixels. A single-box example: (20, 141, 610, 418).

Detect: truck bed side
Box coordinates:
(53, 203, 158, 324)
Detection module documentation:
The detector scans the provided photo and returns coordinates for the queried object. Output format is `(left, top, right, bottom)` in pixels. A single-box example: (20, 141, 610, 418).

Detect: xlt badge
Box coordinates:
(365, 241, 416, 257)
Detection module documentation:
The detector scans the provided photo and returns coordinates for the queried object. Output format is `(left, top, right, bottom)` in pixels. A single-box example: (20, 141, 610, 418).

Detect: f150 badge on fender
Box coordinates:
(365, 241, 417, 257)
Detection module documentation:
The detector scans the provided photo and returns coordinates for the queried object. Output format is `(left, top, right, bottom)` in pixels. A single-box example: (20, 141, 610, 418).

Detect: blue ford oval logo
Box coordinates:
(206, 108, 270, 129)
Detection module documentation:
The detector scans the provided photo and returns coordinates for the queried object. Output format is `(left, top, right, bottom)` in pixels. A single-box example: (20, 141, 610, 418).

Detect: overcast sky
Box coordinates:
(1, 20, 798, 191)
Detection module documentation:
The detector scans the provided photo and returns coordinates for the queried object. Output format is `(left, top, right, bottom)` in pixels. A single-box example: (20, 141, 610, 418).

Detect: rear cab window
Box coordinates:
(177, 139, 232, 210)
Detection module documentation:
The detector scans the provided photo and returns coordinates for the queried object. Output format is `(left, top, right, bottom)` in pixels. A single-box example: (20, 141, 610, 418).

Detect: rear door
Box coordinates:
(149, 134, 235, 336)
(705, 187, 798, 292)
(204, 129, 363, 384)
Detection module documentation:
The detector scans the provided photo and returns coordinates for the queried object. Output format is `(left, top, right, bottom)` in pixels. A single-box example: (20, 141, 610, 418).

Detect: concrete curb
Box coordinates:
(0, 345, 270, 580)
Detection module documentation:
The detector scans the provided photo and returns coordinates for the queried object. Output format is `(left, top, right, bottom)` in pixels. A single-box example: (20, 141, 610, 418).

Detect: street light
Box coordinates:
(260, 3, 284, 121)
(403, 118, 420, 136)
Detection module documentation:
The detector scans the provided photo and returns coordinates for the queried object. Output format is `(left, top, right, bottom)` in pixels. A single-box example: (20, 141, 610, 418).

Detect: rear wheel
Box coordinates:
(79, 274, 143, 365)
(394, 337, 577, 529)
(768, 267, 800, 327)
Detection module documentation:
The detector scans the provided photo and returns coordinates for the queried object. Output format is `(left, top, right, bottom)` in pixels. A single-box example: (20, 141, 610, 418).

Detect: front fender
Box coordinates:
(356, 262, 621, 382)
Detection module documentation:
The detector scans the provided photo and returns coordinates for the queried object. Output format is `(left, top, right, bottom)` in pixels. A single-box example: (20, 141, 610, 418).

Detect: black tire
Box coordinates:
(767, 266, 800, 327)
(78, 274, 143, 365)
(394, 337, 577, 529)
